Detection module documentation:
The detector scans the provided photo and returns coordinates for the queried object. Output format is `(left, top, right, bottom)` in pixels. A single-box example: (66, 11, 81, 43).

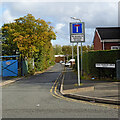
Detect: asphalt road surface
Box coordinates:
(2, 63, 119, 118)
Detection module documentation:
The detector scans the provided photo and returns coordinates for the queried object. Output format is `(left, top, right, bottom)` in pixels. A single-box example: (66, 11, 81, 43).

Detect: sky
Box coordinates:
(0, 0, 119, 46)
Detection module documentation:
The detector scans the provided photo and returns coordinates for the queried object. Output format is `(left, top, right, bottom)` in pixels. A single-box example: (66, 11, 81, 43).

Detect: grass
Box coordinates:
(74, 83, 83, 87)
(73, 69, 120, 82)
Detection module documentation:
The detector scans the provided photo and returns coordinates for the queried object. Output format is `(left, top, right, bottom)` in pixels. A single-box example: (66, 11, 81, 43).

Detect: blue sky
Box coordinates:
(0, 0, 119, 46)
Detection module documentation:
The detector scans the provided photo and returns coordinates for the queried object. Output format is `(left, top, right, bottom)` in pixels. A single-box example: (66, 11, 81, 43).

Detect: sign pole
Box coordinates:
(81, 42, 83, 76)
(70, 21, 85, 86)
(77, 42, 80, 86)
(72, 43, 74, 59)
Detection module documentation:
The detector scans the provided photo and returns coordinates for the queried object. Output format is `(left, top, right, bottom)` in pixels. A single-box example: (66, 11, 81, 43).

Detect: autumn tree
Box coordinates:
(2, 14, 56, 74)
(2, 23, 19, 55)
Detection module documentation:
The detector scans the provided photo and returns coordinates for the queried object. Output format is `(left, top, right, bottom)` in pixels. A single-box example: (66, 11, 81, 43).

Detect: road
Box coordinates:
(2, 63, 119, 118)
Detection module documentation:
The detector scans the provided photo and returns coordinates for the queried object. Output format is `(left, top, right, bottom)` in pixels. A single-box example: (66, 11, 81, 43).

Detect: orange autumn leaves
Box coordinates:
(2, 14, 56, 58)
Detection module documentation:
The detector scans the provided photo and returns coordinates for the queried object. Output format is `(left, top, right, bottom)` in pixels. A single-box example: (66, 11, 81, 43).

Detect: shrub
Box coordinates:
(75, 50, 120, 79)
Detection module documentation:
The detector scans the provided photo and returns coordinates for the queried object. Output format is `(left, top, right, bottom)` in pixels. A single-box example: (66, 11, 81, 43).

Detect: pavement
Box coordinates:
(0, 77, 24, 87)
(61, 67, 120, 105)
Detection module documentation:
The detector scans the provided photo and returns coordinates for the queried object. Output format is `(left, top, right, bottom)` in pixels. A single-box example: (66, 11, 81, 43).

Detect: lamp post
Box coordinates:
(70, 17, 83, 85)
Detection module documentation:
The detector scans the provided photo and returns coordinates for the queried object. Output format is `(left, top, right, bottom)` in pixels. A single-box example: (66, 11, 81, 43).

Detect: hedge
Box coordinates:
(75, 50, 120, 79)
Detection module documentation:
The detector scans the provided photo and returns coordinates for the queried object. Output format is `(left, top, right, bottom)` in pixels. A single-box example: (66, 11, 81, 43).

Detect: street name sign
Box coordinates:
(95, 63, 115, 68)
(71, 34, 84, 42)
(70, 22, 85, 43)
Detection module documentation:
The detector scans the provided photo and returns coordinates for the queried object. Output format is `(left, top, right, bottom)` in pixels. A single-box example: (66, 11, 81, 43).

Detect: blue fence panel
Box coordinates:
(2, 60, 18, 77)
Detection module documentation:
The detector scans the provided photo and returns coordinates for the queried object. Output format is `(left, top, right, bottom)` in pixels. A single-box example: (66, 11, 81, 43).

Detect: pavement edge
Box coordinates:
(60, 72, 120, 105)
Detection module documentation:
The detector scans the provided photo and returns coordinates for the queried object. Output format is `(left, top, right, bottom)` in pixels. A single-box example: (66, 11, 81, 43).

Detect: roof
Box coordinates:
(69, 59, 75, 62)
(55, 55, 65, 57)
(96, 27, 120, 40)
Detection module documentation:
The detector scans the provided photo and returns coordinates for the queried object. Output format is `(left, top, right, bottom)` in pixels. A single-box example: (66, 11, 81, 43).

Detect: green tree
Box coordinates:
(53, 45, 63, 55)
(2, 14, 56, 74)
(2, 23, 19, 55)
(62, 45, 72, 61)
(62, 45, 72, 56)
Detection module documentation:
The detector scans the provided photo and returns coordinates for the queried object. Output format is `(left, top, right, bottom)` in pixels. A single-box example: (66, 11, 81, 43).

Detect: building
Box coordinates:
(55, 55, 65, 63)
(93, 27, 120, 50)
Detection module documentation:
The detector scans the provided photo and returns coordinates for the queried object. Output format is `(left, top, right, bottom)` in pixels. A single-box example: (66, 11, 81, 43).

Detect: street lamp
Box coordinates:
(70, 17, 81, 22)
(70, 16, 83, 85)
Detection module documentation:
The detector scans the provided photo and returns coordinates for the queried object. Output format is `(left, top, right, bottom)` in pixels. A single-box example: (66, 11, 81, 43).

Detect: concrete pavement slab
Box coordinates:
(61, 67, 120, 105)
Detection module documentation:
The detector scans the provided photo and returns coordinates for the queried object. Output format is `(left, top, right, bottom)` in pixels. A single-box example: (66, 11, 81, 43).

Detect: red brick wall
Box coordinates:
(104, 42, 120, 50)
(55, 57, 65, 63)
(93, 31, 103, 50)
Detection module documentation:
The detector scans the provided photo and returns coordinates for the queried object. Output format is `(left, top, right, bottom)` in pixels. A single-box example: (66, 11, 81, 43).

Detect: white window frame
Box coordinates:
(111, 46, 120, 50)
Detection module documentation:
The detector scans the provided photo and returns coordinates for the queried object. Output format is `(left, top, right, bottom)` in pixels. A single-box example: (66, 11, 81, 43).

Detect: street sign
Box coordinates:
(70, 22, 85, 43)
(71, 34, 84, 42)
(69, 21, 85, 86)
(95, 63, 115, 68)
(72, 23, 82, 34)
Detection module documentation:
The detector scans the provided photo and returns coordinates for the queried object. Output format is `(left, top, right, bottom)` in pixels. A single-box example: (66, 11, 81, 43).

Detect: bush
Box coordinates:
(75, 50, 120, 79)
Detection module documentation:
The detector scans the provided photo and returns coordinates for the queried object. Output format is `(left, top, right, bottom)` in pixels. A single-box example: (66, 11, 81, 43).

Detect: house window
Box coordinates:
(111, 46, 120, 50)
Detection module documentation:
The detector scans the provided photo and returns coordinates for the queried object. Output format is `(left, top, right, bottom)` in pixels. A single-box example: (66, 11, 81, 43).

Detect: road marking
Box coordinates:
(50, 75, 119, 109)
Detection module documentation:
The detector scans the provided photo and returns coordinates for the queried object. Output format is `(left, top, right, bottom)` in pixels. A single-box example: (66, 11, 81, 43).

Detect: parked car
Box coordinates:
(60, 60, 65, 65)
(62, 62, 65, 65)
(69, 59, 75, 62)
(65, 61, 71, 67)
(59, 60, 63, 64)
(65, 59, 75, 67)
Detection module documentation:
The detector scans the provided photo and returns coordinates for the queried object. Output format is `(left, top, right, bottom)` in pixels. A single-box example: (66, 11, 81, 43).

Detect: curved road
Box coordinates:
(2, 63, 119, 118)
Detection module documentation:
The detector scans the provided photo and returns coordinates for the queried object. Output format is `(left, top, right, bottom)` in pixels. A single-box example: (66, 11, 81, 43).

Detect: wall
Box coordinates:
(104, 42, 120, 50)
(93, 31, 103, 50)
(55, 57, 65, 63)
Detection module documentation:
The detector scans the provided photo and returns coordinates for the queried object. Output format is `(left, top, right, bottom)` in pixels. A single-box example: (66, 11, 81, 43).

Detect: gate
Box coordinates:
(2, 56, 19, 77)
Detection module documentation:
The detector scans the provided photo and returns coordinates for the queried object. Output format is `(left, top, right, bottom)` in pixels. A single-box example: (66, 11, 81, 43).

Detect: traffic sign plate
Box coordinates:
(72, 23, 82, 34)
(70, 22, 85, 43)
(70, 34, 84, 43)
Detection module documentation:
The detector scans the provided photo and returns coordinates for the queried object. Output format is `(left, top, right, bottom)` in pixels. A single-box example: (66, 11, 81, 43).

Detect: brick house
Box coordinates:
(93, 27, 120, 50)
(55, 55, 65, 63)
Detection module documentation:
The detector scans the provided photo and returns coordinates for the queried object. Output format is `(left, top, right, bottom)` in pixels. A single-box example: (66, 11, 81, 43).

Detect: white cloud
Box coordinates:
(3, 2, 117, 28)
(2, 9, 15, 23)
(1, 2, 118, 45)
(1, 0, 119, 2)
(55, 23, 65, 32)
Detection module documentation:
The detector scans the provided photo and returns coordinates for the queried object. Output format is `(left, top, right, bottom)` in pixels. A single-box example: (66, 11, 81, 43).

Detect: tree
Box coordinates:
(53, 45, 63, 55)
(2, 14, 56, 74)
(62, 45, 72, 61)
(62, 45, 72, 56)
(2, 23, 19, 55)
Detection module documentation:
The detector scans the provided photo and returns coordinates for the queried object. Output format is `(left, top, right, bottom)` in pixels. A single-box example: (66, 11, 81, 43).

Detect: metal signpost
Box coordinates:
(72, 43, 74, 59)
(70, 21, 85, 86)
